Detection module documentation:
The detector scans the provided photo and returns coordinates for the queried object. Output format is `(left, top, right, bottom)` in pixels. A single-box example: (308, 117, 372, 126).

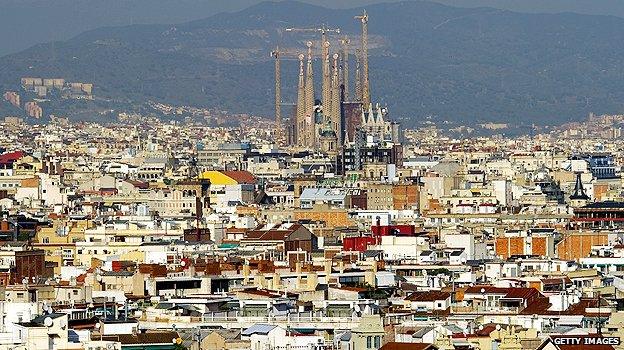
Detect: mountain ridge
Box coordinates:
(2, 0, 624, 126)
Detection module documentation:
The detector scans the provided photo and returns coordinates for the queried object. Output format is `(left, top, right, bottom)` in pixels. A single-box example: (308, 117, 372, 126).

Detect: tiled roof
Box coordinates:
(243, 223, 304, 241)
(406, 291, 451, 302)
(222, 170, 256, 184)
(521, 298, 607, 316)
(501, 287, 540, 300)
(0, 151, 24, 165)
(380, 342, 437, 350)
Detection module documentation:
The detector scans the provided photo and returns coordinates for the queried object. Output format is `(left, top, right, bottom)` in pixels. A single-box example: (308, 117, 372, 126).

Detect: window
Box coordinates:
(367, 336, 372, 348)
(374, 336, 381, 348)
(43, 237, 49, 243)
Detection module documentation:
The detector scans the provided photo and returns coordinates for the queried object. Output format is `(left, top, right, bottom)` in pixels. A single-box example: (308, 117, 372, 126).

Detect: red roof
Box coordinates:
(126, 180, 149, 189)
(0, 151, 24, 165)
(380, 342, 437, 350)
(521, 298, 609, 317)
(243, 223, 304, 241)
(222, 170, 256, 184)
(244, 230, 290, 241)
(76, 274, 87, 283)
(501, 287, 541, 300)
(465, 286, 542, 301)
(406, 291, 451, 302)
(473, 324, 497, 337)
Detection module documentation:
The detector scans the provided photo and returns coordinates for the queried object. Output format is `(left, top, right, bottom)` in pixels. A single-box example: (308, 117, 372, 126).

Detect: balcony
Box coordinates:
(141, 310, 360, 329)
(450, 305, 520, 314)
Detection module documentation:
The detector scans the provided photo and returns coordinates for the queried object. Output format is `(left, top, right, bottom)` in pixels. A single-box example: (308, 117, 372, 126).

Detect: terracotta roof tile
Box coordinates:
(0, 151, 24, 165)
(380, 342, 437, 350)
(222, 170, 256, 184)
(406, 291, 451, 302)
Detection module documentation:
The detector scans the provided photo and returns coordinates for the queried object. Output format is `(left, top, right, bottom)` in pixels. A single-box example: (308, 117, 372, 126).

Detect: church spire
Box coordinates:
(322, 41, 332, 115)
(571, 172, 590, 200)
(331, 53, 342, 143)
(304, 41, 315, 147)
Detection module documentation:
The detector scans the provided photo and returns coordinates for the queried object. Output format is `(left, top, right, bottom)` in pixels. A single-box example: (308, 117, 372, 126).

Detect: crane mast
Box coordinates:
(271, 47, 282, 139)
(271, 47, 303, 145)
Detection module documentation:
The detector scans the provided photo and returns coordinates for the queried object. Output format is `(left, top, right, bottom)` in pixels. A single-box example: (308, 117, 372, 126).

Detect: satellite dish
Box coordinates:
(353, 304, 361, 313)
(44, 317, 53, 327)
(180, 260, 186, 267)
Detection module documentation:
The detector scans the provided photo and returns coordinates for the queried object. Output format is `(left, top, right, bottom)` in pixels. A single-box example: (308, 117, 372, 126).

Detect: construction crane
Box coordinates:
(284, 25, 341, 61)
(285, 25, 341, 108)
(271, 46, 303, 143)
(355, 10, 370, 106)
(354, 48, 361, 101)
(284, 24, 341, 36)
(270, 47, 282, 135)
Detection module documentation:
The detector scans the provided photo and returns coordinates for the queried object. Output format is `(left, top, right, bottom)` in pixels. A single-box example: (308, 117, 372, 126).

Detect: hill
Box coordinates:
(3, 0, 624, 126)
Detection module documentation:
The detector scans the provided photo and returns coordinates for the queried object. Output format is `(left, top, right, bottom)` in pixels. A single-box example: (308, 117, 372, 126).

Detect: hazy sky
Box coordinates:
(2, 0, 624, 56)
